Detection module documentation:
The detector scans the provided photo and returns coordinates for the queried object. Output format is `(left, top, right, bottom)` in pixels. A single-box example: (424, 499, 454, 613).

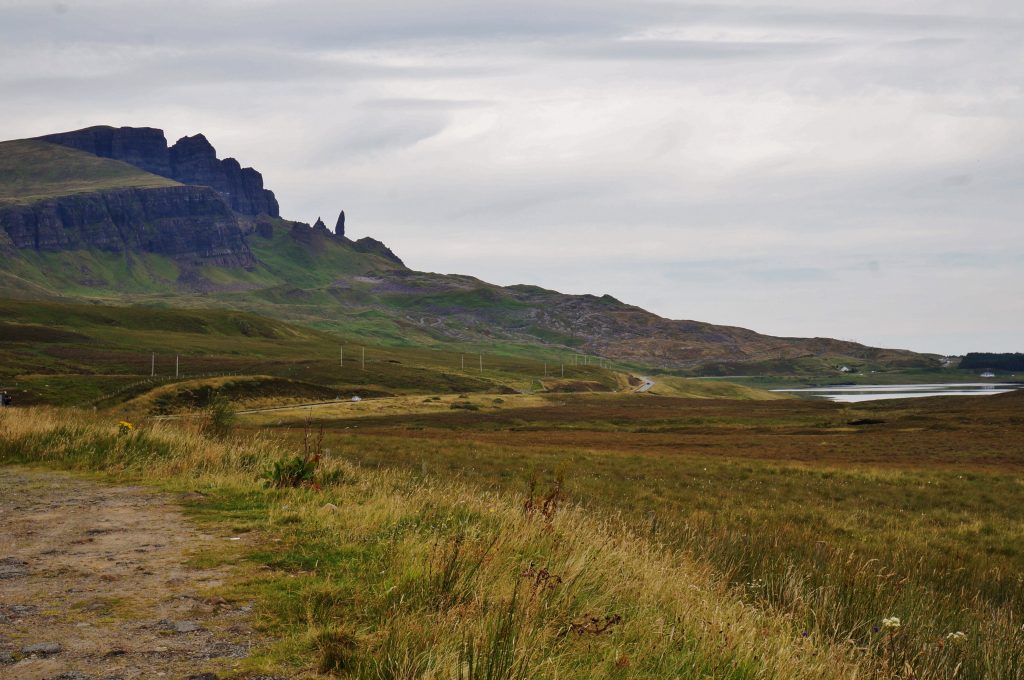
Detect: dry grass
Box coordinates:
(261, 391, 1024, 679)
(0, 407, 871, 679)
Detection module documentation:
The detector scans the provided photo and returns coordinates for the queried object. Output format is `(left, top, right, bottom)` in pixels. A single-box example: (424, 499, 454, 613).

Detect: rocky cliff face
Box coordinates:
(37, 126, 279, 217)
(37, 126, 173, 177)
(0, 185, 255, 267)
(168, 134, 279, 216)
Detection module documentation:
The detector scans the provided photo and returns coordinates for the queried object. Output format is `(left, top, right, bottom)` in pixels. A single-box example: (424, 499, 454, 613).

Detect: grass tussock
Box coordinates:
(0, 407, 871, 679)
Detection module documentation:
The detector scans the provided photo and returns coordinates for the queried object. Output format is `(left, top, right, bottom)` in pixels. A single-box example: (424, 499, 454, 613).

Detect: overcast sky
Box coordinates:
(2, 0, 1021, 354)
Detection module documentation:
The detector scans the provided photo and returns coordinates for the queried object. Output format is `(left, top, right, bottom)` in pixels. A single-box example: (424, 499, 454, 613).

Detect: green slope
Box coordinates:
(0, 139, 179, 205)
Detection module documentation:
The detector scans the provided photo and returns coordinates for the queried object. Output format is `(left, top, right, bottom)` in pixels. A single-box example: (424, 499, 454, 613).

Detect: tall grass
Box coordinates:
(0, 407, 866, 679)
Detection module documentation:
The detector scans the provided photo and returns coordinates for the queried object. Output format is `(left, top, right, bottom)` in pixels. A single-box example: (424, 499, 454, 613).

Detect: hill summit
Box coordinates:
(38, 125, 279, 216)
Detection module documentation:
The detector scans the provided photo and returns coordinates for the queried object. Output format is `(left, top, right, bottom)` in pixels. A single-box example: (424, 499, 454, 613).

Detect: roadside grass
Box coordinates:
(271, 392, 1024, 680)
(0, 407, 863, 679)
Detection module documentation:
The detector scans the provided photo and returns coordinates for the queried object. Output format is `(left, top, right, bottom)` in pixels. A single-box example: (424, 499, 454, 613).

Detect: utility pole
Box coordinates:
(340, 346, 343, 368)
(479, 353, 483, 374)
(544, 362, 548, 377)
(151, 353, 155, 377)
(561, 363, 564, 377)
(175, 355, 179, 378)
(461, 354, 464, 371)
(361, 347, 365, 371)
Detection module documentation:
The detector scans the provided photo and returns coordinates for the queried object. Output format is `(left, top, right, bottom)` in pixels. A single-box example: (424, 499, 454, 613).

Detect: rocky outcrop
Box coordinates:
(36, 126, 280, 217)
(37, 126, 172, 176)
(335, 210, 346, 238)
(0, 185, 255, 267)
(168, 134, 279, 217)
(353, 236, 404, 266)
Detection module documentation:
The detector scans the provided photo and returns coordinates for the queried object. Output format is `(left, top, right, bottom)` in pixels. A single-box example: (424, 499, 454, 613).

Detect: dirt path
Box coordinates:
(0, 467, 270, 680)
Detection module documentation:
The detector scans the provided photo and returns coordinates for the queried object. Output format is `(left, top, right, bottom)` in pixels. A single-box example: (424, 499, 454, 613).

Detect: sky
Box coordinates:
(1, 0, 1021, 354)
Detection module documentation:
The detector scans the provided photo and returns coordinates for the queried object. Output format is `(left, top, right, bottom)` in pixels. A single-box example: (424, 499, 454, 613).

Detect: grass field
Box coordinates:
(247, 389, 1024, 679)
(1, 377, 1021, 677)
(2, 407, 865, 679)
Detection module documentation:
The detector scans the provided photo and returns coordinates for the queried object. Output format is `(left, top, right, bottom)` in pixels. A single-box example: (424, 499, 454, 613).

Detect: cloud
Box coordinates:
(0, 0, 1021, 353)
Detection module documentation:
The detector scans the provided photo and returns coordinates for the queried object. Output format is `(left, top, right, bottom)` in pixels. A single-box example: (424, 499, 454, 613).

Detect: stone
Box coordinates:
(0, 651, 14, 664)
(49, 673, 92, 680)
(185, 674, 218, 680)
(335, 210, 346, 238)
(22, 641, 62, 656)
(173, 620, 203, 633)
(0, 557, 28, 579)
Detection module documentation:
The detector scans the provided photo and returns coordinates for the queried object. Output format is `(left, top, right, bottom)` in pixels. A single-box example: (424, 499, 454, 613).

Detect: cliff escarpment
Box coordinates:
(0, 184, 255, 267)
(37, 126, 279, 217)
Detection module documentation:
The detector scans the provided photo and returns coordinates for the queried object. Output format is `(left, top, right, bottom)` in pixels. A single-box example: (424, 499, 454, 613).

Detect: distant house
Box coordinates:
(980, 371, 996, 378)
(838, 365, 852, 373)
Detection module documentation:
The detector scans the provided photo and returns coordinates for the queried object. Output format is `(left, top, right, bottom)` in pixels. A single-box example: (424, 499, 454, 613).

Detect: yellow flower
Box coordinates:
(118, 421, 134, 435)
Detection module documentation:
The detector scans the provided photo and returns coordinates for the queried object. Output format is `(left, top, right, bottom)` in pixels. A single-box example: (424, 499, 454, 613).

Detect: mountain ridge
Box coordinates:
(0, 126, 937, 373)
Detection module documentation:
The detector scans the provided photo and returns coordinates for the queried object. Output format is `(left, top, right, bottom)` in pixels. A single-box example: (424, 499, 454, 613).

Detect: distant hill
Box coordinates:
(0, 125, 939, 373)
(959, 353, 1024, 371)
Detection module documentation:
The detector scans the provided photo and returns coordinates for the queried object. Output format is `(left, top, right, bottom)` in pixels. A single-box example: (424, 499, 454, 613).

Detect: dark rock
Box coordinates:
(0, 651, 14, 664)
(0, 186, 255, 267)
(0, 557, 29, 579)
(37, 126, 279, 217)
(185, 674, 218, 680)
(335, 210, 345, 238)
(255, 217, 274, 239)
(312, 216, 329, 234)
(168, 135, 279, 217)
(353, 236, 404, 266)
(38, 126, 172, 176)
(22, 641, 62, 656)
(48, 673, 92, 680)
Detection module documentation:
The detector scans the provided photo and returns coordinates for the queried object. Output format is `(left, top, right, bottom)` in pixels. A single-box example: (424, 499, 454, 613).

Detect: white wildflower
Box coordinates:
(882, 616, 901, 630)
(946, 631, 967, 642)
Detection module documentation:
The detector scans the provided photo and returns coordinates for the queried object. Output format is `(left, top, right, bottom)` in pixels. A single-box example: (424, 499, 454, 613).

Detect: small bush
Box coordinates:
(450, 402, 480, 411)
(264, 421, 322, 489)
(204, 396, 236, 439)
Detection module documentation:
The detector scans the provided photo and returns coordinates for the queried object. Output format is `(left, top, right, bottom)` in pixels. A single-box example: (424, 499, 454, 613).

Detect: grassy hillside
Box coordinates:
(0, 139, 178, 205)
(3, 297, 714, 409)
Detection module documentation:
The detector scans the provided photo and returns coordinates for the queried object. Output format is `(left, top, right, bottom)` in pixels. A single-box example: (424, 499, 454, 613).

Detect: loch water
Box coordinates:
(771, 382, 1023, 403)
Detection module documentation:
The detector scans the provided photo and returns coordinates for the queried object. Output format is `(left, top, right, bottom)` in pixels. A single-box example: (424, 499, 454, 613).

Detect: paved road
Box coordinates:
(635, 377, 655, 393)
